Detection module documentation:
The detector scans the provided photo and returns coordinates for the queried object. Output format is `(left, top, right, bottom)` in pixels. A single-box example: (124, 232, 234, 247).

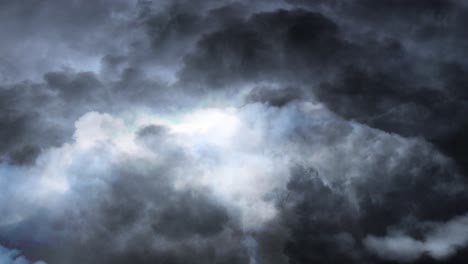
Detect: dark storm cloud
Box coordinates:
(0, 69, 110, 165)
(177, 8, 351, 90)
(2, 0, 468, 263)
(279, 0, 468, 177)
(45, 71, 103, 102)
(0, 81, 62, 165)
(246, 85, 303, 107)
(176, 0, 468, 176)
(64, 169, 234, 264)
(0, 0, 137, 83)
(272, 119, 468, 263)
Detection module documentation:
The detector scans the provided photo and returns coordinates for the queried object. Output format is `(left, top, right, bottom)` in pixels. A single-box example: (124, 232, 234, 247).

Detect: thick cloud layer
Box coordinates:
(1, 0, 468, 263)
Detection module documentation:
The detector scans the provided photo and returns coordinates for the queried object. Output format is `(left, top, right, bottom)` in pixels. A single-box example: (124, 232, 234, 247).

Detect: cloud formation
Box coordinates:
(0, 244, 45, 264)
(365, 214, 468, 262)
(1, 0, 468, 263)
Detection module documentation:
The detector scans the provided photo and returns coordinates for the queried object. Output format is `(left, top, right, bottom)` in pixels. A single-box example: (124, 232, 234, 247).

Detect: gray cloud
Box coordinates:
(1, 0, 468, 263)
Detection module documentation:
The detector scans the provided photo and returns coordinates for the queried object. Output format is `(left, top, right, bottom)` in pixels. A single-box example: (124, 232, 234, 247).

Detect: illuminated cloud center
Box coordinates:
(15, 107, 290, 231)
(168, 108, 241, 148)
(149, 107, 288, 229)
(170, 108, 240, 136)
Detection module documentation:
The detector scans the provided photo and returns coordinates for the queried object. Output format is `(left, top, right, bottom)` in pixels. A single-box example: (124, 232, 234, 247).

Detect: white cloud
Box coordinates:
(365, 214, 468, 262)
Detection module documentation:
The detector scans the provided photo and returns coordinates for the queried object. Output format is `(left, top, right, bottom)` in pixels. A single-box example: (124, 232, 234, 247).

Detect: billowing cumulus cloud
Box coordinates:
(1, 0, 468, 263)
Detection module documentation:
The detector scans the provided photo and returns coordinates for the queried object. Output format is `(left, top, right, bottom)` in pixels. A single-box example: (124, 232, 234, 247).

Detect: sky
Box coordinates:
(1, 0, 468, 263)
